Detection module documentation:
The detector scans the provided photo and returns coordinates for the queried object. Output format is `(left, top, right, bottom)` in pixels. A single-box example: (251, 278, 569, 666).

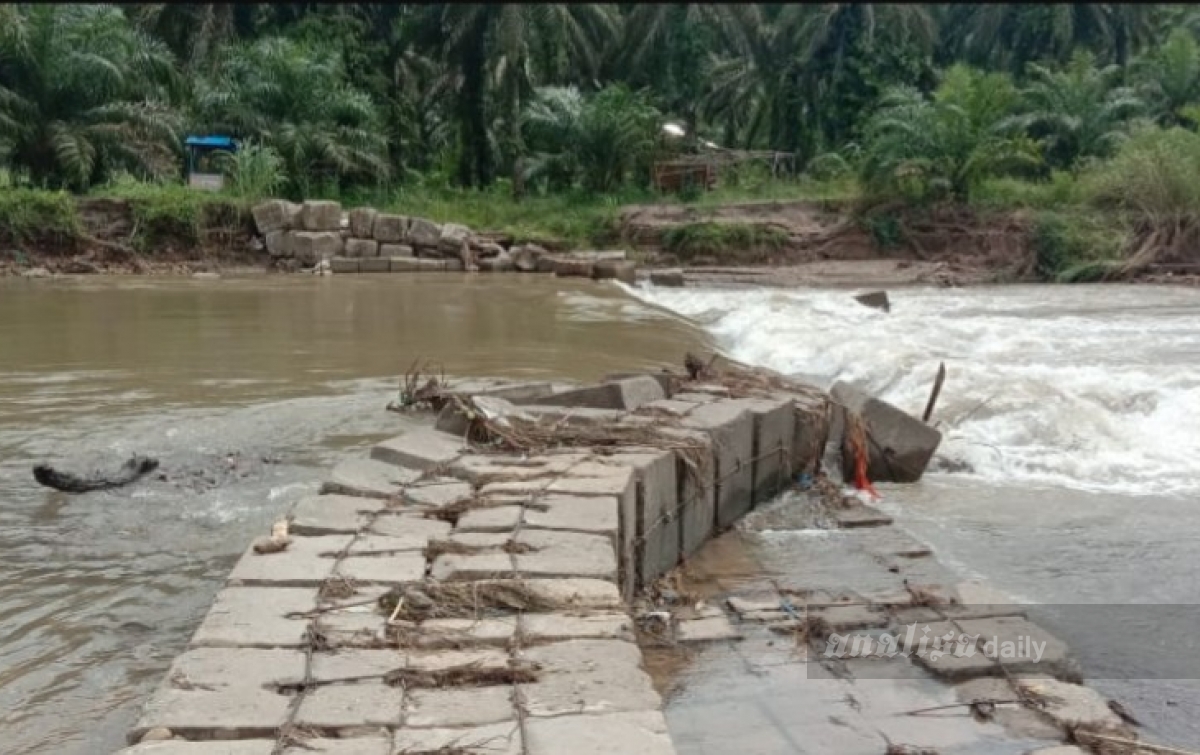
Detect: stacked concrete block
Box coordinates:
(682, 401, 755, 531)
(406, 217, 442, 252)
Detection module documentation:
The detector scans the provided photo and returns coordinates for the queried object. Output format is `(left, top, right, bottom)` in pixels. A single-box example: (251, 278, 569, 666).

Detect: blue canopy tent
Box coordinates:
(184, 135, 237, 190)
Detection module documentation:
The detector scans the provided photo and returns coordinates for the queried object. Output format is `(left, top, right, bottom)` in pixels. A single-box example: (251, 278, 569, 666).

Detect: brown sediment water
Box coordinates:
(0, 273, 711, 755)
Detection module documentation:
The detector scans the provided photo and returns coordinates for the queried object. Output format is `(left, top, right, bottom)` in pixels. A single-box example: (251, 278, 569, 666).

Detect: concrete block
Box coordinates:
(535, 254, 561, 273)
(359, 257, 390, 273)
(608, 449, 679, 591)
(291, 494, 382, 535)
(649, 269, 684, 287)
(372, 213, 407, 243)
(405, 686, 516, 728)
(673, 392, 719, 404)
(117, 742, 275, 755)
(530, 377, 664, 411)
(348, 207, 378, 238)
(514, 530, 618, 582)
(676, 616, 743, 643)
(227, 535, 350, 586)
(661, 428, 715, 558)
(445, 259, 466, 272)
(456, 505, 523, 533)
(321, 458, 421, 498)
(435, 395, 533, 436)
(683, 401, 754, 531)
(831, 380, 941, 483)
(380, 243, 412, 258)
(520, 613, 634, 644)
(401, 479, 474, 509)
(290, 231, 342, 264)
(835, 505, 894, 528)
(519, 579, 624, 611)
(854, 290, 890, 312)
(391, 256, 446, 272)
(406, 217, 442, 248)
(251, 200, 289, 234)
(368, 514, 452, 541)
(554, 258, 594, 278)
(522, 494, 619, 538)
(344, 238, 378, 258)
(640, 398, 698, 416)
(451, 455, 581, 486)
(329, 257, 359, 274)
(371, 428, 464, 472)
(431, 552, 517, 582)
(335, 552, 426, 585)
(417, 617, 518, 649)
(524, 711, 675, 755)
(128, 649, 305, 742)
(438, 222, 471, 255)
(281, 738, 392, 755)
(315, 611, 389, 649)
(592, 259, 637, 284)
(731, 396, 795, 505)
(447, 380, 557, 405)
(351, 532, 437, 555)
(812, 604, 890, 632)
(956, 617, 1074, 678)
(189, 587, 314, 648)
(310, 649, 403, 683)
(393, 722, 522, 755)
(294, 680, 403, 729)
(265, 229, 288, 257)
(301, 201, 342, 231)
(1016, 677, 1127, 735)
(517, 640, 661, 718)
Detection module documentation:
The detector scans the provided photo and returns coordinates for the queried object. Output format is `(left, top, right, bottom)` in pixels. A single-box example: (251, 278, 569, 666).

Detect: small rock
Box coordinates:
(252, 535, 290, 554)
(854, 290, 890, 312)
(140, 728, 173, 742)
(511, 243, 547, 272)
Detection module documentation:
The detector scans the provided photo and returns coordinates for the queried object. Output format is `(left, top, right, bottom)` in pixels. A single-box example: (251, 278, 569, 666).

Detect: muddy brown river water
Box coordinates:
(4, 275, 1200, 753)
(0, 274, 709, 755)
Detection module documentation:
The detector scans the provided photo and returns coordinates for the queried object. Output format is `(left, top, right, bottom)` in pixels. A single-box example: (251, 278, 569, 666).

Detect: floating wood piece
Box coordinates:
(922, 362, 947, 424)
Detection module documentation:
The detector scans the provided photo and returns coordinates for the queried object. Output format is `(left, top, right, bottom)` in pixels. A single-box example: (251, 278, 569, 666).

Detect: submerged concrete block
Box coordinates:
(347, 207, 378, 238)
(530, 376, 664, 411)
(649, 269, 685, 287)
(554, 258, 594, 278)
(300, 200, 342, 231)
(380, 243, 413, 258)
(683, 400, 754, 530)
(391, 256, 446, 272)
(831, 381, 941, 483)
(371, 428, 464, 472)
(854, 290, 891, 312)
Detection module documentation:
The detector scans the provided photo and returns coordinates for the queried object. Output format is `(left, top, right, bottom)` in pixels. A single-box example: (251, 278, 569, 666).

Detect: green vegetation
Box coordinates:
(3, 4, 1200, 279)
(662, 222, 789, 262)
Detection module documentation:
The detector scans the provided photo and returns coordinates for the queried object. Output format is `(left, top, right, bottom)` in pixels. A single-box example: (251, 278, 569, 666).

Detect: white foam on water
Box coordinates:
(627, 282, 1200, 498)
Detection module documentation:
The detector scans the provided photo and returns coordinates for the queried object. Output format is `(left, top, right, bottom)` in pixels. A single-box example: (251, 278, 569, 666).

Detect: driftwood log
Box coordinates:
(32, 455, 159, 493)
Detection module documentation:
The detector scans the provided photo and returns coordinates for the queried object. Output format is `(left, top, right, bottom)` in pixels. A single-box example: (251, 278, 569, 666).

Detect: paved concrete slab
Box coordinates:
(117, 742, 275, 755)
(351, 531, 437, 554)
(525, 710, 677, 755)
(392, 722, 523, 755)
(416, 618, 518, 649)
(228, 535, 350, 586)
(367, 514, 451, 542)
(401, 479, 474, 509)
(281, 738, 392, 755)
(291, 494, 382, 535)
(430, 552, 516, 582)
(189, 587, 314, 648)
(335, 553, 426, 585)
(683, 401, 754, 531)
(294, 680, 404, 729)
(322, 458, 421, 498)
(519, 579, 624, 611)
(310, 649, 403, 682)
(315, 610, 389, 649)
(520, 612, 634, 644)
(517, 640, 661, 718)
(514, 530, 618, 582)
(522, 495, 618, 537)
(371, 428, 464, 472)
(404, 686, 516, 728)
(455, 505, 523, 532)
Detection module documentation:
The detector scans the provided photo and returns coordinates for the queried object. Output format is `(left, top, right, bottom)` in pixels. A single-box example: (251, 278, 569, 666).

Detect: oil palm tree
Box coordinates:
(1133, 28, 1200, 127)
(0, 4, 182, 190)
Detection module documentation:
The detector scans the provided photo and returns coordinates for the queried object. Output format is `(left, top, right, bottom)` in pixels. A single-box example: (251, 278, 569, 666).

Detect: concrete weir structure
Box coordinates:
(118, 373, 831, 754)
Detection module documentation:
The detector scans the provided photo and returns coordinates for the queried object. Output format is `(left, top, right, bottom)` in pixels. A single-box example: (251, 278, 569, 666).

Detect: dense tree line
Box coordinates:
(2, 3, 1199, 201)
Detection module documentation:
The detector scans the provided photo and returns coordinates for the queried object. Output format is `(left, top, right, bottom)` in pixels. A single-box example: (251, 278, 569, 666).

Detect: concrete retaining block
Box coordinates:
(359, 257, 390, 273)
(683, 400, 754, 530)
(227, 534, 350, 586)
(649, 269, 685, 287)
(251, 200, 289, 234)
(593, 260, 637, 283)
(732, 396, 796, 505)
(432, 552, 517, 581)
(530, 376, 664, 411)
(290, 494, 382, 535)
(189, 587, 314, 648)
(520, 612, 634, 644)
(522, 494, 619, 539)
(514, 530, 619, 582)
(607, 449, 679, 591)
(517, 640, 661, 718)
(329, 257, 359, 274)
(371, 428, 464, 472)
(407, 217, 442, 248)
(264, 229, 288, 257)
(380, 243, 413, 258)
(343, 238, 378, 258)
(371, 213, 407, 243)
(657, 427, 715, 558)
(294, 681, 404, 729)
(289, 231, 342, 264)
(321, 457, 421, 498)
(347, 207, 377, 238)
(391, 257, 446, 272)
(831, 380, 941, 482)
(300, 200, 341, 231)
(118, 742, 276, 754)
(554, 258, 593, 277)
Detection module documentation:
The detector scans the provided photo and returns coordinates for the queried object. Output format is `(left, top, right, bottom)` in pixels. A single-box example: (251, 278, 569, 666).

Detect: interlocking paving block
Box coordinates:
(291, 494, 383, 535)
(520, 613, 634, 644)
(322, 458, 421, 498)
(335, 553, 426, 585)
(519, 579, 624, 611)
(128, 649, 306, 742)
(315, 610, 389, 649)
(393, 722, 523, 755)
(404, 686, 517, 728)
(310, 649, 403, 682)
(521, 495, 619, 537)
(516, 640, 661, 718)
(524, 710, 677, 755)
(228, 535, 350, 586)
(351, 533, 437, 554)
(401, 479, 474, 508)
(367, 515, 452, 542)
(416, 617, 518, 649)
(294, 680, 404, 729)
(513, 530, 618, 582)
(371, 429, 464, 472)
(430, 552, 516, 582)
(189, 587, 315, 648)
